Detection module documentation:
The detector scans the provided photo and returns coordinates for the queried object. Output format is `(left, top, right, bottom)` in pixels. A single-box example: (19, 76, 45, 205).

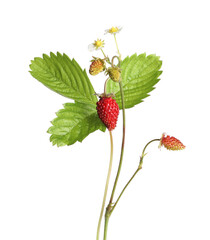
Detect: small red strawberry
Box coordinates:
(159, 133, 185, 150)
(96, 96, 119, 131)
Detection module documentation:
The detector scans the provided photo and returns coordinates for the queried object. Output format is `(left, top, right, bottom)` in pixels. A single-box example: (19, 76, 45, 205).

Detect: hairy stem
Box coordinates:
(96, 131, 114, 240)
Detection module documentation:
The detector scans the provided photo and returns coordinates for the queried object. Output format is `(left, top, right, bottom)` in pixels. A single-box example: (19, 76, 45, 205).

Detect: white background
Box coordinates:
(1, 0, 210, 239)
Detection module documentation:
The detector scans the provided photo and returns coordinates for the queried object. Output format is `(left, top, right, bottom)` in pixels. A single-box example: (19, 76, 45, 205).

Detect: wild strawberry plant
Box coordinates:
(29, 26, 185, 240)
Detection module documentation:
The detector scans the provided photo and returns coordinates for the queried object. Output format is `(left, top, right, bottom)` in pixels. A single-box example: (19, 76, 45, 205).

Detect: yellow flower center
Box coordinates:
(109, 27, 118, 33)
(94, 40, 103, 48)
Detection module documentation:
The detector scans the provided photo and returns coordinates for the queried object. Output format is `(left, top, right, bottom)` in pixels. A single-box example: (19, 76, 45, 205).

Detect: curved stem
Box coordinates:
(104, 78, 110, 95)
(111, 56, 120, 67)
(139, 139, 160, 168)
(96, 131, 114, 240)
(110, 138, 161, 214)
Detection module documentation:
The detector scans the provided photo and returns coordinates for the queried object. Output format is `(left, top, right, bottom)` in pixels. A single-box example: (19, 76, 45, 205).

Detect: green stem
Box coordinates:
(103, 36, 124, 240)
(139, 139, 160, 168)
(110, 168, 140, 214)
(110, 138, 161, 214)
(103, 212, 110, 240)
(107, 34, 124, 205)
(103, 80, 125, 240)
(101, 49, 112, 65)
(114, 34, 121, 61)
(101, 49, 106, 58)
(96, 131, 114, 240)
(108, 81, 125, 204)
(104, 78, 110, 95)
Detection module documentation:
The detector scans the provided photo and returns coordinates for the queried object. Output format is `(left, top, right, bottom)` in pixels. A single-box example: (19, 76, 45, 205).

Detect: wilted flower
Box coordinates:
(159, 133, 185, 150)
(105, 26, 122, 35)
(88, 39, 105, 51)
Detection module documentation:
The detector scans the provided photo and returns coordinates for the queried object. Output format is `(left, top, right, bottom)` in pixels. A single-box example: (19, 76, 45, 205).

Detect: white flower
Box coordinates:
(105, 26, 122, 35)
(88, 39, 105, 51)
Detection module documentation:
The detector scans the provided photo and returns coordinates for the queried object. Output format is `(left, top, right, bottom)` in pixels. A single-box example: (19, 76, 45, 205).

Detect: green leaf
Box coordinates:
(47, 102, 106, 147)
(30, 52, 97, 105)
(106, 53, 162, 109)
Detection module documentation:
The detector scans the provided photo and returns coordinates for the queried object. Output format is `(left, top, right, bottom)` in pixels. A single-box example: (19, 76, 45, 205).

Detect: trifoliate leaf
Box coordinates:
(47, 102, 106, 147)
(30, 52, 97, 105)
(106, 53, 162, 109)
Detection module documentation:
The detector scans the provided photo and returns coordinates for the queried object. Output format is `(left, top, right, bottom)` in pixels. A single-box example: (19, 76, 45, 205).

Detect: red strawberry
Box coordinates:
(96, 97, 119, 131)
(159, 133, 185, 150)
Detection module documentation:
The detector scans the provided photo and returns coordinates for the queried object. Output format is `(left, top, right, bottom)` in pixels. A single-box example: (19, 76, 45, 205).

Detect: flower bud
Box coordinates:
(159, 133, 185, 150)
